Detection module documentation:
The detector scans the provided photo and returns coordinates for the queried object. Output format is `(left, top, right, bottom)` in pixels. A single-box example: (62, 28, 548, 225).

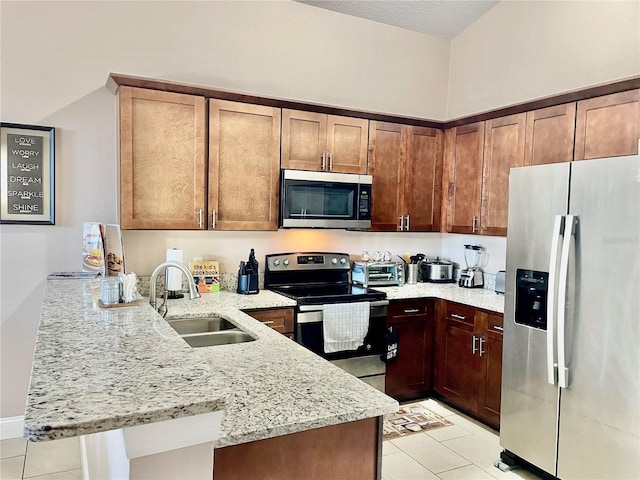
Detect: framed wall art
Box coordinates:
(0, 123, 55, 224)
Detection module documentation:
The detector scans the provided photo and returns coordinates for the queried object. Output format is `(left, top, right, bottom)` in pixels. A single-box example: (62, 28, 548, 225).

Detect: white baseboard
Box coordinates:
(0, 416, 24, 440)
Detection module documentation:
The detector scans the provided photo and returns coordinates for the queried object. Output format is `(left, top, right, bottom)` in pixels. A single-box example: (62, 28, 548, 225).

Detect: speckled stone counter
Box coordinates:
(25, 280, 399, 449)
(24, 280, 227, 441)
(377, 283, 505, 314)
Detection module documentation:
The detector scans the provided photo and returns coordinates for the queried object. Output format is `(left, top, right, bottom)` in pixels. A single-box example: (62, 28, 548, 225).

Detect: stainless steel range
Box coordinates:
(265, 252, 389, 392)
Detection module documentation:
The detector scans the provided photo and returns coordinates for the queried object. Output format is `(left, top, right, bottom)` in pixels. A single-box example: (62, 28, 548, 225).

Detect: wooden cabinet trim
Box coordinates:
(111, 73, 640, 131)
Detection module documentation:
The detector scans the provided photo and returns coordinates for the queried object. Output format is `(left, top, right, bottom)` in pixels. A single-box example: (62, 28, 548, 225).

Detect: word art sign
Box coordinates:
(1, 123, 55, 224)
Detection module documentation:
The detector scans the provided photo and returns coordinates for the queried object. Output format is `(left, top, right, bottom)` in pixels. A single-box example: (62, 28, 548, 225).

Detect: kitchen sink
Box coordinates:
(165, 316, 256, 347)
(167, 316, 237, 335)
(181, 331, 256, 348)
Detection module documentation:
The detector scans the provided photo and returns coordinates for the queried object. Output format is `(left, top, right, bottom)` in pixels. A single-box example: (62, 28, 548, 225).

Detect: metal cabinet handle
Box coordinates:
(451, 313, 466, 320)
(405, 215, 410, 231)
(479, 337, 485, 357)
(211, 210, 216, 230)
(328, 153, 333, 171)
(398, 215, 404, 231)
(472, 335, 478, 355)
(493, 325, 504, 332)
(547, 215, 564, 385)
(472, 215, 478, 233)
(198, 209, 203, 229)
(558, 215, 576, 388)
(321, 152, 326, 171)
(262, 321, 274, 325)
(404, 308, 420, 314)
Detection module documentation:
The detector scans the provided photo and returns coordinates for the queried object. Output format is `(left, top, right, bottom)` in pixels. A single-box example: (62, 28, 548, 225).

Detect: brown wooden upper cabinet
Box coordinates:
(524, 103, 576, 166)
(575, 89, 640, 160)
(442, 114, 526, 237)
(209, 100, 281, 230)
(481, 113, 526, 237)
(442, 122, 485, 235)
(119, 86, 207, 230)
(281, 109, 368, 174)
(368, 122, 442, 231)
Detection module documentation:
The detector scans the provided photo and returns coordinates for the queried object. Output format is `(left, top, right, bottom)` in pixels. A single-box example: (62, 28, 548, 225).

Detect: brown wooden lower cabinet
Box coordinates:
(433, 300, 503, 430)
(213, 417, 381, 480)
(243, 307, 294, 339)
(385, 299, 434, 401)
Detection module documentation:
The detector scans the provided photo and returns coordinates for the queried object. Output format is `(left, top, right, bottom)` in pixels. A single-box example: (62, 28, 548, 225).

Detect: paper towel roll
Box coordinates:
(166, 248, 184, 291)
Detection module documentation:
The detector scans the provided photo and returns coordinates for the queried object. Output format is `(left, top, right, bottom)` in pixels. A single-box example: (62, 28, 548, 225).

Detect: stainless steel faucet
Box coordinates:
(149, 261, 201, 312)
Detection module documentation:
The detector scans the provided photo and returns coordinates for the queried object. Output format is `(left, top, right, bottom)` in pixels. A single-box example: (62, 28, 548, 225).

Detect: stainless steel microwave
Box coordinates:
(280, 169, 372, 229)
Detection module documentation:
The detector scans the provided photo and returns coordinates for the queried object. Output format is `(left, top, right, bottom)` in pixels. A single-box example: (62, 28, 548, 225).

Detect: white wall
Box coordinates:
(0, 0, 450, 418)
(448, 0, 640, 118)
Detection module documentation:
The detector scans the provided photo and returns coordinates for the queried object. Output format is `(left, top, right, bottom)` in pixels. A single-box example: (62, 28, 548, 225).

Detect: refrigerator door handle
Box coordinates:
(557, 214, 576, 389)
(547, 215, 564, 385)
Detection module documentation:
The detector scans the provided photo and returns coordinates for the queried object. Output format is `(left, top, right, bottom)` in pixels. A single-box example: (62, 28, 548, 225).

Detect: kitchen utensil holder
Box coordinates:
(407, 264, 418, 284)
(237, 273, 259, 295)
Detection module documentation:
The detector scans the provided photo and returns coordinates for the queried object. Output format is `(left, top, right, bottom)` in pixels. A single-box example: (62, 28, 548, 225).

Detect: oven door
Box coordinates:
(296, 301, 388, 391)
(280, 170, 371, 229)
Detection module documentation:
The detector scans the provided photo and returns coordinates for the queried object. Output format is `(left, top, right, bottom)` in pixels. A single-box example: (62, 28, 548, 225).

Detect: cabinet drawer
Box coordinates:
(444, 302, 476, 326)
(484, 311, 504, 338)
(245, 308, 294, 334)
(388, 299, 431, 321)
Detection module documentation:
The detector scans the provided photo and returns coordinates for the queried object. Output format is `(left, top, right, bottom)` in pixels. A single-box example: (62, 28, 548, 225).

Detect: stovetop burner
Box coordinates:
(270, 284, 386, 306)
(264, 252, 388, 306)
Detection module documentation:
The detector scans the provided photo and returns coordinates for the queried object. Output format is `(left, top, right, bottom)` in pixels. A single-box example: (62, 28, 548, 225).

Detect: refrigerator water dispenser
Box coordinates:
(515, 269, 549, 329)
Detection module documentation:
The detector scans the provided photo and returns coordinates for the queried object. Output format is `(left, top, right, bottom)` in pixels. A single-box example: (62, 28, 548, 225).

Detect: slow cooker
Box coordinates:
(422, 258, 454, 283)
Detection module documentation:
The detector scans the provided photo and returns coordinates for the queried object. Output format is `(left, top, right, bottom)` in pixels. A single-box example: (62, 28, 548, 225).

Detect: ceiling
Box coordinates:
(295, 0, 499, 39)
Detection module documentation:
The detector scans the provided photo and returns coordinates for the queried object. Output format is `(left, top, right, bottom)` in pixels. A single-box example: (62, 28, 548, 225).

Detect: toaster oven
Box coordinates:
(352, 261, 405, 288)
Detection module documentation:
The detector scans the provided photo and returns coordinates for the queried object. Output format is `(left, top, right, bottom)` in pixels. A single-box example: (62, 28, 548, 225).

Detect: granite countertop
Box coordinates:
(25, 281, 399, 447)
(377, 283, 505, 314)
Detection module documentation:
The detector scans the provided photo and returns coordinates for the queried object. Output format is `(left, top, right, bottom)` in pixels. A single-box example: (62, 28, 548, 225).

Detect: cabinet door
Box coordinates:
(209, 100, 281, 231)
(405, 127, 443, 231)
(438, 322, 480, 413)
(525, 103, 576, 165)
(478, 334, 502, 429)
(434, 301, 481, 413)
(281, 109, 326, 171)
(119, 86, 206, 230)
(386, 300, 434, 401)
(575, 89, 640, 160)
(442, 123, 484, 234)
(326, 115, 368, 174)
(477, 310, 503, 429)
(481, 113, 526, 237)
(368, 121, 403, 231)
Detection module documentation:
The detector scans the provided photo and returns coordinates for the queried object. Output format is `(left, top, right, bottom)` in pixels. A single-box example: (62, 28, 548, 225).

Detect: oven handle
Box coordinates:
(298, 300, 389, 312)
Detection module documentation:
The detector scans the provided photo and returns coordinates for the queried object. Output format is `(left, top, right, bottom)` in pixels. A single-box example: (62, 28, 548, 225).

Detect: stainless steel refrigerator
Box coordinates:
(500, 154, 640, 479)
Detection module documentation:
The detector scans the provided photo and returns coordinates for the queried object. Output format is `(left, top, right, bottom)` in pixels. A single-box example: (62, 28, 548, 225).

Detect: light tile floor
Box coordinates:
(1, 398, 542, 479)
(382, 399, 542, 480)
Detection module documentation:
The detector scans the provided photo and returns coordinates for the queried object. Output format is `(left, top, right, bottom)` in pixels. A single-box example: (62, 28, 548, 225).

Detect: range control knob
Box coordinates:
(283, 259, 290, 266)
(273, 259, 280, 267)
(340, 257, 347, 265)
(331, 257, 338, 265)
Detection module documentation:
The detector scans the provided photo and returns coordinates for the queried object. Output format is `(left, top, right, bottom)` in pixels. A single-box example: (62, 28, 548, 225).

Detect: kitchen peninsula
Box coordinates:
(24, 279, 399, 479)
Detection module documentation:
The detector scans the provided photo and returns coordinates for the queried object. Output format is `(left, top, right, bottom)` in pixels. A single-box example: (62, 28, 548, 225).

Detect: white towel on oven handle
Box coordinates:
(322, 302, 370, 354)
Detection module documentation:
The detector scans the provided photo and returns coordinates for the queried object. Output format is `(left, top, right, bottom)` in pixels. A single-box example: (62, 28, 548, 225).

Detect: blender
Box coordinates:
(459, 244, 484, 288)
